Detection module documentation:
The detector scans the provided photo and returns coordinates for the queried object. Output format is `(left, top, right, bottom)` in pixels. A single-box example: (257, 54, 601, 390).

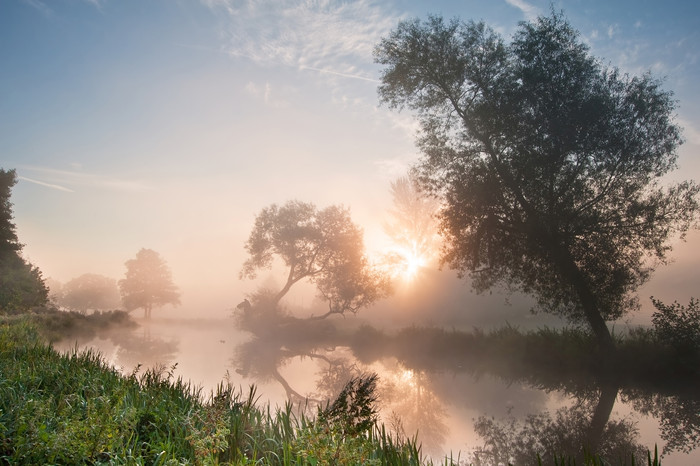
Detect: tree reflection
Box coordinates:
(381, 368, 449, 456)
(233, 296, 700, 460)
(106, 324, 179, 372)
(626, 389, 700, 456)
(233, 334, 328, 405)
(472, 384, 646, 465)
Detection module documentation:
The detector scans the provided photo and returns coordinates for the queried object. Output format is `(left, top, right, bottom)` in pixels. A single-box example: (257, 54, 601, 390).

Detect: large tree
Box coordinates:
(241, 200, 388, 318)
(119, 248, 180, 319)
(0, 169, 48, 313)
(374, 13, 699, 349)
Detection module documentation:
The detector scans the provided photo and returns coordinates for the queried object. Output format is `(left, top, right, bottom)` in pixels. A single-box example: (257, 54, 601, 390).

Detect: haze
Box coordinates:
(2, 0, 700, 323)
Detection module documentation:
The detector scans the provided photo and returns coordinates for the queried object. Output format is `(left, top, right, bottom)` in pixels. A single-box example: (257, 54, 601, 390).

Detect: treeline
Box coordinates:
(0, 169, 48, 314)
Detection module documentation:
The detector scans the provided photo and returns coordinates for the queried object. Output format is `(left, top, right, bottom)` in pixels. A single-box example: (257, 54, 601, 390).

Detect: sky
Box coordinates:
(1, 0, 699, 321)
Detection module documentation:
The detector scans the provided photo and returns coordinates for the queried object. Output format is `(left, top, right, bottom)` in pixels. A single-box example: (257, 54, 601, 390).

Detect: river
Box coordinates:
(53, 316, 700, 465)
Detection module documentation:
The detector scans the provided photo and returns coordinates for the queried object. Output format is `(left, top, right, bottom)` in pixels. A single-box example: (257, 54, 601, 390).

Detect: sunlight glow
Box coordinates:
(384, 243, 429, 283)
(401, 248, 426, 281)
(399, 368, 417, 388)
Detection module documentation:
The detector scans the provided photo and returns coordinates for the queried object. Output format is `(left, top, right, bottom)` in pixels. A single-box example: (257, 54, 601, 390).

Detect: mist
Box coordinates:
(4, 0, 700, 463)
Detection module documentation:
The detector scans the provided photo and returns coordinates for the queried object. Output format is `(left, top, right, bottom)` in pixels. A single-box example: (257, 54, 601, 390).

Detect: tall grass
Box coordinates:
(0, 321, 427, 465)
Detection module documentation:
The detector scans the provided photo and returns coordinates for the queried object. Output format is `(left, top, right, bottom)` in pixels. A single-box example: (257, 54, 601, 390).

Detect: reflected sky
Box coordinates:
(53, 318, 700, 464)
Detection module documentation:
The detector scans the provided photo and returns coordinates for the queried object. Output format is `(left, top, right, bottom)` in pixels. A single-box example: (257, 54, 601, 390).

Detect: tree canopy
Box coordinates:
(374, 12, 699, 348)
(241, 200, 389, 318)
(119, 248, 180, 319)
(0, 169, 48, 313)
(58, 273, 121, 314)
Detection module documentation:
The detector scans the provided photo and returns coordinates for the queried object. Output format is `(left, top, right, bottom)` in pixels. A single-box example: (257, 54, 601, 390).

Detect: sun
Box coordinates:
(401, 249, 426, 281)
(386, 245, 427, 282)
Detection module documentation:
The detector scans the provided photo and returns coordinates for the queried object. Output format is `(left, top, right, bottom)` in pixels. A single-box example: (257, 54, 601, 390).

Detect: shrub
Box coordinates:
(651, 297, 700, 352)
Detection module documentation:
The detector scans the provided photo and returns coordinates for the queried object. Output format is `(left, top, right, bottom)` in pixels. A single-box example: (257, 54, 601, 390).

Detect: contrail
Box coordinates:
(300, 65, 380, 83)
(18, 176, 74, 192)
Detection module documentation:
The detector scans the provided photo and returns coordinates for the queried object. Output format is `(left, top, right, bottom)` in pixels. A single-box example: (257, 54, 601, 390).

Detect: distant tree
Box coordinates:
(375, 12, 699, 350)
(59, 273, 121, 314)
(43, 277, 65, 306)
(241, 200, 389, 318)
(0, 168, 48, 313)
(382, 174, 440, 279)
(118, 248, 180, 319)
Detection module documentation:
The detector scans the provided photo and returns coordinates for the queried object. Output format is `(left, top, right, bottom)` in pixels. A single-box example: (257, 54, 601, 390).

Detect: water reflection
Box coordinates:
(626, 389, 700, 456)
(472, 385, 645, 465)
(232, 298, 700, 463)
(54, 322, 179, 373)
(53, 302, 700, 464)
(381, 368, 449, 456)
(111, 324, 179, 372)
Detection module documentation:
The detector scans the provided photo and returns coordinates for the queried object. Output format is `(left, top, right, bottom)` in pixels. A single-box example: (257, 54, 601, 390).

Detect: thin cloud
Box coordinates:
(18, 176, 74, 193)
(300, 65, 380, 83)
(81, 0, 104, 10)
(22, 0, 53, 17)
(504, 0, 540, 21)
(204, 0, 401, 78)
(245, 81, 290, 108)
(18, 166, 153, 193)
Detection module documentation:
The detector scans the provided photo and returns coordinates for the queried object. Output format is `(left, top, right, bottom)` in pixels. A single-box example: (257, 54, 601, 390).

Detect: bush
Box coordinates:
(651, 297, 700, 352)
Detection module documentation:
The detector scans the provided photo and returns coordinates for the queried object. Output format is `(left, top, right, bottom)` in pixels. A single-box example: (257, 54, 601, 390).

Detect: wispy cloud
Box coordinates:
(202, 0, 401, 79)
(244, 81, 291, 108)
(504, 0, 540, 21)
(82, 0, 106, 12)
(18, 176, 74, 193)
(22, 0, 53, 17)
(18, 166, 153, 193)
(300, 65, 380, 83)
(22, 0, 103, 17)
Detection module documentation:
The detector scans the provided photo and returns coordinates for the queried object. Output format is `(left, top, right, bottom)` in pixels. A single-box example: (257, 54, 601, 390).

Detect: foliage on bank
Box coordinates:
(0, 321, 427, 465)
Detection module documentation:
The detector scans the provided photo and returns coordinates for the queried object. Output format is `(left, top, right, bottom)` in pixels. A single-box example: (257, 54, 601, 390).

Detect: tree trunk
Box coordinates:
(586, 383, 619, 452)
(274, 280, 293, 305)
(551, 244, 616, 353)
(274, 264, 299, 305)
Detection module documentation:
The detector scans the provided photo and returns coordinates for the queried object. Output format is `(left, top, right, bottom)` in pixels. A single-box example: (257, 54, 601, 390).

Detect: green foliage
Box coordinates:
(0, 307, 135, 343)
(0, 254, 48, 314)
(375, 12, 699, 347)
(651, 297, 700, 353)
(319, 373, 379, 437)
(0, 321, 428, 465)
(0, 168, 49, 314)
(0, 168, 21, 255)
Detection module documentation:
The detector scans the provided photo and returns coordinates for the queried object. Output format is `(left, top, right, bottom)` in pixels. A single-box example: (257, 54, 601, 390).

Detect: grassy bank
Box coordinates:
(0, 320, 427, 465)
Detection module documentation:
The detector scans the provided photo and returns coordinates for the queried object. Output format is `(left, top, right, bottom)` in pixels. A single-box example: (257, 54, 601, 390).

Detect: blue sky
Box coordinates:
(2, 0, 699, 318)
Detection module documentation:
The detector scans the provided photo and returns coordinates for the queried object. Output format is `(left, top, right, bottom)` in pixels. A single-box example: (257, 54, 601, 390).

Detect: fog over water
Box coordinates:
(5, 0, 700, 463)
(53, 305, 700, 464)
